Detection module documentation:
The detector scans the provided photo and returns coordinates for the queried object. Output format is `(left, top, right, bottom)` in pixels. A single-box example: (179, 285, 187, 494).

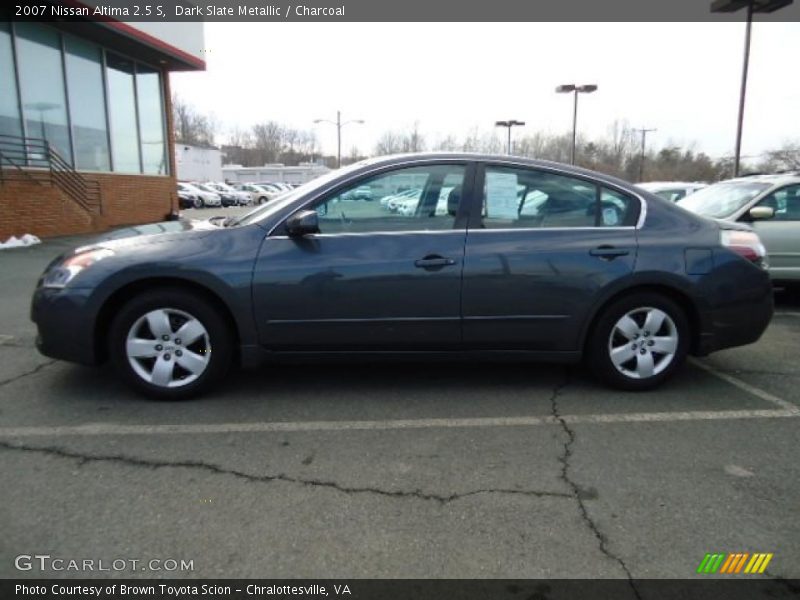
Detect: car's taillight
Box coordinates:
(720, 229, 768, 268)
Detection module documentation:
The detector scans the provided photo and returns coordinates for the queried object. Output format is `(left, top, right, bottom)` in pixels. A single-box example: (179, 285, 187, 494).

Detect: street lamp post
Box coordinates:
(555, 84, 597, 165)
(313, 110, 364, 168)
(710, 0, 793, 177)
(635, 127, 657, 182)
(494, 120, 525, 155)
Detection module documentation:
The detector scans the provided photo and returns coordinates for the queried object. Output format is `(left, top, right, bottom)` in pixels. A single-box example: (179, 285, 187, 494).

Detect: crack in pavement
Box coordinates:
(0, 440, 573, 505)
(0, 360, 58, 388)
(549, 368, 643, 600)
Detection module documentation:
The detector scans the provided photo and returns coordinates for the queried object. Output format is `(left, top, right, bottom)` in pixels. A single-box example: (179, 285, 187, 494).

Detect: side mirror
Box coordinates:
(285, 209, 319, 236)
(748, 206, 775, 221)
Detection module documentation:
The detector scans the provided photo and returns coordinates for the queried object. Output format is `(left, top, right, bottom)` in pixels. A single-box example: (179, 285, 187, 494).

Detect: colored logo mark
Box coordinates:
(696, 553, 773, 574)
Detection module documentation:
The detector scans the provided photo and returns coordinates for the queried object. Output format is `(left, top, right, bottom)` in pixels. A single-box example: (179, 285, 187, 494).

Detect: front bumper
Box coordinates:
(31, 286, 99, 365)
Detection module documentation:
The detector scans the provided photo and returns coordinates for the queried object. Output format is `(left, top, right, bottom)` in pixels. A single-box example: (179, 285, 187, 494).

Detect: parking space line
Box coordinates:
(774, 311, 800, 317)
(0, 408, 797, 439)
(689, 358, 800, 413)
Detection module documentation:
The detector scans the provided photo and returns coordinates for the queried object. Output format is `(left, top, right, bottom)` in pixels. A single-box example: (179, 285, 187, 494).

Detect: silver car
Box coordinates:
(678, 173, 800, 283)
(638, 181, 706, 203)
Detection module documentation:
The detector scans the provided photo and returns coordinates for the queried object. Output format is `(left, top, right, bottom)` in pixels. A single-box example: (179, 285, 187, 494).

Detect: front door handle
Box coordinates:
(590, 246, 630, 260)
(415, 255, 456, 269)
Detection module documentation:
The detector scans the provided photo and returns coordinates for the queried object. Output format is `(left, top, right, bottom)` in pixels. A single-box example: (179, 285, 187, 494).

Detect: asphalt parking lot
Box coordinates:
(1, 231, 799, 585)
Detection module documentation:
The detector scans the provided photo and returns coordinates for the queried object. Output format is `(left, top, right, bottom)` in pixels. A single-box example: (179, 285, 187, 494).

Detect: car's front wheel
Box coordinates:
(109, 288, 233, 400)
(587, 292, 689, 390)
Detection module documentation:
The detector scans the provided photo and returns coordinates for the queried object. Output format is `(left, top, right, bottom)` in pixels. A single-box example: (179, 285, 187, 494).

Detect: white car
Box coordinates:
(255, 182, 290, 197)
(637, 181, 707, 203)
(387, 189, 422, 212)
(381, 188, 421, 209)
(207, 182, 251, 206)
(178, 182, 221, 207)
(235, 183, 279, 205)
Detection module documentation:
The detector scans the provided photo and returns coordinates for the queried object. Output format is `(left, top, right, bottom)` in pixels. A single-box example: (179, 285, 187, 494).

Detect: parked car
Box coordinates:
(344, 185, 373, 201)
(194, 183, 238, 207)
(32, 153, 773, 399)
(177, 182, 221, 207)
(235, 183, 279, 205)
(381, 188, 421, 210)
(637, 181, 707, 203)
(206, 182, 251, 206)
(255, 182, 288, 197)
(177, 189, 201, 210)
(677, 173, 800, 284)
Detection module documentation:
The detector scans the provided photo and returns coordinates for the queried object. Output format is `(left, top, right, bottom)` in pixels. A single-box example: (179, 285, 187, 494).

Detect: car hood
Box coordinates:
(74, 219, 221, 253)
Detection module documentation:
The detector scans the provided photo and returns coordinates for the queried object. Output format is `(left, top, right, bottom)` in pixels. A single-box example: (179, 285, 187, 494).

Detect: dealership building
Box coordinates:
(0, 14, 204, 239)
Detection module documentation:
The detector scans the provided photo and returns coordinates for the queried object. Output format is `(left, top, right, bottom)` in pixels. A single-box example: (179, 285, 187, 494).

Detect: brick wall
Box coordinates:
(0, 172, 177, 240)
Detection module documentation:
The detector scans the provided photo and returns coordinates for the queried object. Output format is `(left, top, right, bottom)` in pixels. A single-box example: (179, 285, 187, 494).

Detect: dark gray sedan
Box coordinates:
(31, 154, 774, 399)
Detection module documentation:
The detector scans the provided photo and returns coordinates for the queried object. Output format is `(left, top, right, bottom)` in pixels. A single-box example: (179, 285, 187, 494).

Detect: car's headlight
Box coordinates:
(42, 248, 115, 289)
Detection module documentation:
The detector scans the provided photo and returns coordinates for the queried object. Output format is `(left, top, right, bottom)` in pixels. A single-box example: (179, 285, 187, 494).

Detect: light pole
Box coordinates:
(710, 0, 793, 177)
(494, 120, 525, 155)
(635, 127, 657, 182)
(313, 110, 364, 168)
(555, 84, 597, 165)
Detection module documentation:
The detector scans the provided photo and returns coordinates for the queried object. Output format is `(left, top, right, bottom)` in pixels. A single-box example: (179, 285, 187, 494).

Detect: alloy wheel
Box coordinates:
(607, 307, 678, 380)
(125, 308, 211, 388)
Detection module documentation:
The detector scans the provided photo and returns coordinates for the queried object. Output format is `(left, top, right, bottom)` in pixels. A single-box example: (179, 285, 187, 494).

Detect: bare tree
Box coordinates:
(374, 131, 404, 155)
(762, 141, 800, 171)
(251, 121, 285, 164)
(172, 95, 216, 146)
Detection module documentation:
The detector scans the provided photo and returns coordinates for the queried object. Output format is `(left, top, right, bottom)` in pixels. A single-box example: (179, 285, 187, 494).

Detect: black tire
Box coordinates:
(108, 288, 233, 400)
(193, 196, 203, 209)
(586, 292, 689, 391)
(258, 196, 268, 205)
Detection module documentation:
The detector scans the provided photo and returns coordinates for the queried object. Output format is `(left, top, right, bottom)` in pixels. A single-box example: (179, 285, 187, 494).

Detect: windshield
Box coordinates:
(677, 181, 770, 218)
(229, 163, 367, 227)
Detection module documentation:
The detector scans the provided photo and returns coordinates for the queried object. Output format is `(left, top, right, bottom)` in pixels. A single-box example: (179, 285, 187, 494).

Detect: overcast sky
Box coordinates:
(171, 22, 800, 160)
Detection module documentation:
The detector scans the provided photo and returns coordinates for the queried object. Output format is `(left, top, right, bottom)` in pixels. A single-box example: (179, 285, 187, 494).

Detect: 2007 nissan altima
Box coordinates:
(31, 154, 774, 399)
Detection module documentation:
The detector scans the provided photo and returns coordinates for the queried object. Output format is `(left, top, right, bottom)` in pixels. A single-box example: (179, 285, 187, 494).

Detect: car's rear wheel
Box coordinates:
(587, 292, 689, 390)
(193, 196, 203, 209)
(109, 288, 233, 400)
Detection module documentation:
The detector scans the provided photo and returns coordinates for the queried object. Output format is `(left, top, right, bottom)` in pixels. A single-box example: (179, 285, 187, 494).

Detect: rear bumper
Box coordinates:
(695, 269, 774, 356)
(31, 286, 99, 365)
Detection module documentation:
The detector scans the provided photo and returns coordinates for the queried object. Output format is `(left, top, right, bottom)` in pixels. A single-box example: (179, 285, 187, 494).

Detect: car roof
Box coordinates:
(351, 152, 644, 195)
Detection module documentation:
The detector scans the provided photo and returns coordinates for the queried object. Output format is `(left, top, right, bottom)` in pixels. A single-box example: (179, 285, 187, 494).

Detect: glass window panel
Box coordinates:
(14, 22, 72, 164)
(106, 52, 140, 173)
(136, 64, 167, 174)
(600, 187, 639, 227)
(0, 22, 22, 139)
(482, 167, 597, 229)
(313, 165, 466, 234)
(758, 185, 800, 221)
(64, 36, 110, 171)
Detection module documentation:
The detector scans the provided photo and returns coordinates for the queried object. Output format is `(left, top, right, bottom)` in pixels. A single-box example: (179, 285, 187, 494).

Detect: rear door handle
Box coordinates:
(415, 255, 456, 269)
(589, 246, 630, 260)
